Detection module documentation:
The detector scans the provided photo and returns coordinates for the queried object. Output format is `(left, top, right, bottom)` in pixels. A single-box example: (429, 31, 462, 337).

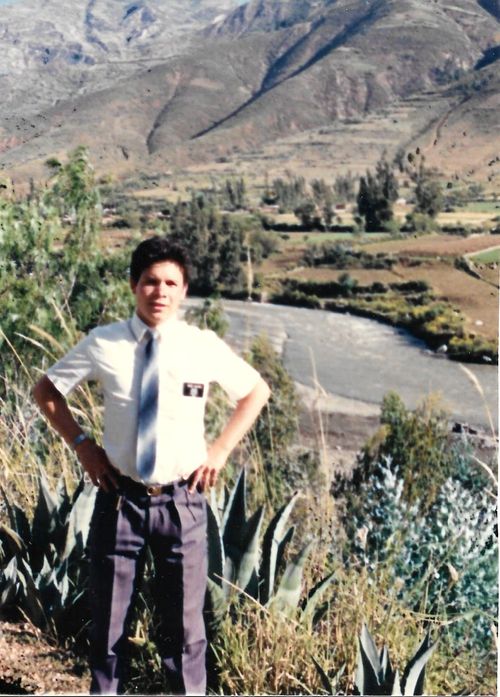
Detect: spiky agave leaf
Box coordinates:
(221, 467, 246, 539)
(206, 498, 224, 586)
(36, 559, 69, 618)
(62, 479, 96, 561)
(311, 656, 346, 695)
(275, 525, 294, 582)
(208, 487, 222, 528)
(220, 468, 248, 589)
(31, 469, 59, 573)
(271, 540, 314, 612)
(0, 523, 25, 558)
(205, 577, 227, 630)
(0, 556, 20, 607)
(311, 655, 333, 694)
(301, 571, 335, 626)
(17, 557, 46, 628)
(260, 491, 299, 604)
(401, 630, 438, 695)
(392, 669, 402, 696)
(236, 505, 265, 597)
(355, 623, 383, 695)
(380, 643, 396, 692)
(56, 475, 71, 523)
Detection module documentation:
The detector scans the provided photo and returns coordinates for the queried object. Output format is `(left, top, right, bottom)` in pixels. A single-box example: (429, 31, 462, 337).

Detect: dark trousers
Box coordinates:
(87, 478, 208, 695)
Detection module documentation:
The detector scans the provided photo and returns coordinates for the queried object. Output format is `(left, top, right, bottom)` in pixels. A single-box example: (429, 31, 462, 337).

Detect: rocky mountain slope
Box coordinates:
(0, 0, 498, 183)
(0, 0, 241, 115)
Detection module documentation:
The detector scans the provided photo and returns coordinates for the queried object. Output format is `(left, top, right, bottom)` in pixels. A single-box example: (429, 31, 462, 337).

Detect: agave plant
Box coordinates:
(354, 623, 438, 696)
(206, 467, 333, 620)
(312, 623, 438, 696)
(0, 469, 96, 633)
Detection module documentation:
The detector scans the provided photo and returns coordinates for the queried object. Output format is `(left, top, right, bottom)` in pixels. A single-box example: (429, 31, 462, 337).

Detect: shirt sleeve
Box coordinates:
(206, 331, 261, 402)
(46, 331, 98, 396)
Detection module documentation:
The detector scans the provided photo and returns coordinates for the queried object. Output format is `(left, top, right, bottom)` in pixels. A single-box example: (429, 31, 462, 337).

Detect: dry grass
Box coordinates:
(210, 558, 497, 696)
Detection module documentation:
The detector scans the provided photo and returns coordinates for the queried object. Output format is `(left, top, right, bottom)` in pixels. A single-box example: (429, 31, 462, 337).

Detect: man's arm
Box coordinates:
(32, 375, 119, 491)
(188, 377, 271, 493)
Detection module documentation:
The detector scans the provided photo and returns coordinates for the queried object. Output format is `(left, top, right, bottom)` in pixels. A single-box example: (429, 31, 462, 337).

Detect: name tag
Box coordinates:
(183, 382, 205, 398)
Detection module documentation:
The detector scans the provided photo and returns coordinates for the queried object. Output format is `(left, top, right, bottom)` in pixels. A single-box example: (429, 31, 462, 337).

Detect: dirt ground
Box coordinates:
(0, 622, 90, 694)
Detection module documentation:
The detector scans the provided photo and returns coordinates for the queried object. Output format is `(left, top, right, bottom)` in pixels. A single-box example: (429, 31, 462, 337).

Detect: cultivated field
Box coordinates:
(264, 231, 499, 343)
(361, 233, 500, 257)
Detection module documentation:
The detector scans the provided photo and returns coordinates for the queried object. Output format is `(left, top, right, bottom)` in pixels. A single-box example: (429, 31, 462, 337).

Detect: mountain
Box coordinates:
(0, 0, 498, 183)
(0, 0, 241, 115)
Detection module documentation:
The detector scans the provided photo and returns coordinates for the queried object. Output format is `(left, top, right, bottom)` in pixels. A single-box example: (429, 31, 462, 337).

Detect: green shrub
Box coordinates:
(402, 212, 440, 234)
(302, 242, 395, 270)
(335, 392, 486, 512)
(270, 288, 321, 310)
(448, 335, 498, 364)
(337, 458, 497, 653)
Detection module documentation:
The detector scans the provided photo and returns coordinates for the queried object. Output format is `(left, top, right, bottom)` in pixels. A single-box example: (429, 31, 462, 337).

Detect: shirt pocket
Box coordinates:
(179, 374, 207, 424)
(159, 367, 206, 421)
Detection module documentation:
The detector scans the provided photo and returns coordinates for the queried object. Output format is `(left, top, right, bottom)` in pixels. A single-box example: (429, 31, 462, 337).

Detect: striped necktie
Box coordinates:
(136, 329, 159, 481)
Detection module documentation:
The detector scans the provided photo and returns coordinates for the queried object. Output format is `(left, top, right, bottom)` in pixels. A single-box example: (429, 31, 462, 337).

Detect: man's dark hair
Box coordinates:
(130, 237, 191, 285)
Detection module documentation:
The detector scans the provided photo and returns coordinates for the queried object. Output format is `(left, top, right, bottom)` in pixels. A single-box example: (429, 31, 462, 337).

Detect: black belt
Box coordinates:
(118, 475, 187, 497)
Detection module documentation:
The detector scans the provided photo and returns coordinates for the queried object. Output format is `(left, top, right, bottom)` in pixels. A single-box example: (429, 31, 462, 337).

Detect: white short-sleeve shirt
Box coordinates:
(46, 313, 261, 484)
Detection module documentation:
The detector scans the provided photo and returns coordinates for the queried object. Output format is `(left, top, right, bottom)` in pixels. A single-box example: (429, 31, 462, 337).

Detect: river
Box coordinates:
(184, 298, 498, 431)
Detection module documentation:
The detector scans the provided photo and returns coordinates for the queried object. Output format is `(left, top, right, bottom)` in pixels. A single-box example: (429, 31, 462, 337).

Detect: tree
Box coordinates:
(338, 272, 358, 295)
(222, 177, 246, 210)
(46, 146, 102, 260)
(167, 194, 243, 295)
(322, 199, 334, 229)
(357, 157, 398, 231)
(271, 175, 306, 212)
(404, 149, 443, 220)
(335, 392, 484, 512)
(414, 164, 443, 218)
(415, 177, 443, 218)
(333, 172, 356, 202)
(294, 197, 319, 228)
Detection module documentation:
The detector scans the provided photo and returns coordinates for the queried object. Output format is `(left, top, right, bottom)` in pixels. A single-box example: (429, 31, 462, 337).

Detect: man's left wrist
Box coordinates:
(73, 432, 91, 449)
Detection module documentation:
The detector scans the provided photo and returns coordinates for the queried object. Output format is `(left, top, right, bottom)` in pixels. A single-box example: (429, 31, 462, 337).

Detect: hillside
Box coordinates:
(0, 0, 241, 117)
(0, 0, 498, 184)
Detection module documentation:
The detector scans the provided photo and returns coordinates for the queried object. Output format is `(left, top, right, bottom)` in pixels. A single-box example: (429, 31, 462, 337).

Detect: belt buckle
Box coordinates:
(146, 484, 163, 496)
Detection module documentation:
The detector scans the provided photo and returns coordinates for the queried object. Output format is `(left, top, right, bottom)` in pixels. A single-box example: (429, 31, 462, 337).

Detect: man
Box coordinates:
(33, 237, 270, 695)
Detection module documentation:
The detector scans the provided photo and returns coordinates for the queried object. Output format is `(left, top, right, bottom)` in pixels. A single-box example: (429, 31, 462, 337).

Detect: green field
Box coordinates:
(469, 247, 500, 264)
(459, 201, 500, 214)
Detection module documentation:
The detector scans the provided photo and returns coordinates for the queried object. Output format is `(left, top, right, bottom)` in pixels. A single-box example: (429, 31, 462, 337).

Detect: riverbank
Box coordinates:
(267, 283, 498, 365)
(295, 382, 498, 480)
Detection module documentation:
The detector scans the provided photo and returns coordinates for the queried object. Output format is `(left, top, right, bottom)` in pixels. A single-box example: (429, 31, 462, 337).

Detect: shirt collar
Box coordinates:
(130, 313, 180, 343)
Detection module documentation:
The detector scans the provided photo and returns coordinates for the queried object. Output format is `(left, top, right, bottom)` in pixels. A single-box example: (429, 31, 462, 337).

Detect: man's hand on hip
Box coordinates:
(76, 439, 120, 492)
(188, 442, 229, 494)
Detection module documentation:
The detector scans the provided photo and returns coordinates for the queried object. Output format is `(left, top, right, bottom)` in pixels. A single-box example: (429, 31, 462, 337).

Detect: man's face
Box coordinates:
(131, 260, 187, 327)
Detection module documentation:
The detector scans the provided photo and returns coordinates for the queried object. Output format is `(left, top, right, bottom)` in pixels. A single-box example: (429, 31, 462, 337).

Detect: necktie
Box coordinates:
(136, 329, 159, 481)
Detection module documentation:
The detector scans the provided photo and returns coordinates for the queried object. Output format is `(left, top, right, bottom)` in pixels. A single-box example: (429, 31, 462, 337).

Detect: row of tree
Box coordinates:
(357, 151, 443, 231)
(256, 154, 444, 232)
